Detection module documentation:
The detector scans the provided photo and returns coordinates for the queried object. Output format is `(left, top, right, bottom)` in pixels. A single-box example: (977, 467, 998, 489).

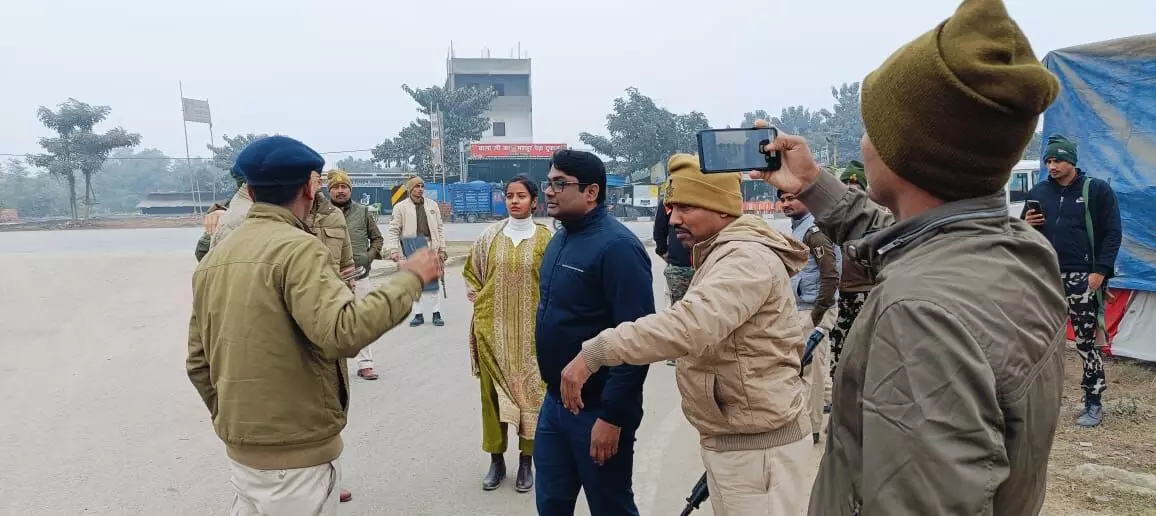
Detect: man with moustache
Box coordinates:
(327, 169, 385, 380)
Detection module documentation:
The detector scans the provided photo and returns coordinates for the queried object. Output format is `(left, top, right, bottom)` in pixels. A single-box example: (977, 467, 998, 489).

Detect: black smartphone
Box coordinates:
(1024, 199, 1043, 218)
(697, 127, 781, 173)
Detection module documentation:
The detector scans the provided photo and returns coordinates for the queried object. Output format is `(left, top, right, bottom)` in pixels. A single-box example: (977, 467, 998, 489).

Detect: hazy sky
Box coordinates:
(1, 0, 1151, 168)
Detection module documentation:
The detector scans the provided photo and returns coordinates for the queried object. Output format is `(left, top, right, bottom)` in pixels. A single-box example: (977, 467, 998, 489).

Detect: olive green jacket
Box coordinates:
(187, 203, 422, 470)
(801, 171, 1066, 516)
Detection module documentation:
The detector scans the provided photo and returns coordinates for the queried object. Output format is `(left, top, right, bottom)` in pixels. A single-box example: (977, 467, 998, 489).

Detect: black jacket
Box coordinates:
(653, 206, 692, 267)
(535, 205, 655, 430)
(1026, 171, 1122, 277)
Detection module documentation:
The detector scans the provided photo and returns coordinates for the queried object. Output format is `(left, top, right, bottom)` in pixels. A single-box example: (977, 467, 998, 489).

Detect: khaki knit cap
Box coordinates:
(663, 154, 743, 217)
(861, 0, 1059, 201)
(405, 175, 425, 190)
(326, 169, 352, 189)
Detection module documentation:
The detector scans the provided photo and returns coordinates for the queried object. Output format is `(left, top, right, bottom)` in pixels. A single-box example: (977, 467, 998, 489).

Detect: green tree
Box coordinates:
(373, 84, 497, 178)
(27, 98, 139, 220)
(92, 149, 181, 214)
(1023, 131, 1043, 160)
(334, 157, 386, 175)
(207, 133, 268, 174)
(0, 158, 71, 218)
(580, 87, 710, 175)
(821, 82, 865, 166)
(740, 110, 771, 128)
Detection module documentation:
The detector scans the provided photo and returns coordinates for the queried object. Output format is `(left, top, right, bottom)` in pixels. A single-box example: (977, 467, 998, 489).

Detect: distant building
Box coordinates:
(447, 56, 533, 143)
(137, 192, 231, 215)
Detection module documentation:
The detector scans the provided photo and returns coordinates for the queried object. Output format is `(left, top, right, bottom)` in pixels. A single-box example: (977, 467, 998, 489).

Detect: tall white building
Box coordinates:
(446, 56, 532, 143)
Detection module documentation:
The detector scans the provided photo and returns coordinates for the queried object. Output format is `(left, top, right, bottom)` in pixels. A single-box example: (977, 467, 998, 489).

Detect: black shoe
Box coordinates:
(482, 454, 506, 491)
(813, 432, 821, 444)
(409, 314, 425, 327)
(432, 312, 445, 327)
(515, 454, 534, 493)
(823, 404, 831, 414)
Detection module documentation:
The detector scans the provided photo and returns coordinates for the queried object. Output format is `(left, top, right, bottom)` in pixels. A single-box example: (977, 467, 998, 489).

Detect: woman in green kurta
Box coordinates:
(463, 175, 552, 494)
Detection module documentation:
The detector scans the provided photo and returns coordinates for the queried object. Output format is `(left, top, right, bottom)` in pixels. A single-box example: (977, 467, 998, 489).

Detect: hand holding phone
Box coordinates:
(745, 120, 824, 196)
(1023, 200, 1045, 226)
(697, 127, 781, 173)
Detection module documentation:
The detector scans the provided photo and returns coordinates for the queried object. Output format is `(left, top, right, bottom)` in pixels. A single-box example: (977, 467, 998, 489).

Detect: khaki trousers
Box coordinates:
(228, 458, 341, 516)
(353, 280, 374, 369)
(700, 438, 811, 515)
(798, 308, 837, 435)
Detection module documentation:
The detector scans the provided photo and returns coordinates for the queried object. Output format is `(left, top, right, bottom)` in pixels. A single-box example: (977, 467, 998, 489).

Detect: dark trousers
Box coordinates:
(534, 394, 639, 516)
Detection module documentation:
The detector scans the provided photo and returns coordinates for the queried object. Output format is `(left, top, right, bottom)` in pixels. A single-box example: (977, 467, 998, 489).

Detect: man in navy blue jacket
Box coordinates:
(534, 149, 654, 515)
(1025, 134, 1122, 427)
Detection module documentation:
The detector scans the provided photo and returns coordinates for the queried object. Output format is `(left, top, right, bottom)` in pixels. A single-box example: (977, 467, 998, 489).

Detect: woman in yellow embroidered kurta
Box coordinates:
(463, 175, 552, 493)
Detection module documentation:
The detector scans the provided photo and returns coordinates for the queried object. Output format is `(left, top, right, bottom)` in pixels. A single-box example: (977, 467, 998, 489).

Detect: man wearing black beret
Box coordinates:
(185, 136, 443, 515)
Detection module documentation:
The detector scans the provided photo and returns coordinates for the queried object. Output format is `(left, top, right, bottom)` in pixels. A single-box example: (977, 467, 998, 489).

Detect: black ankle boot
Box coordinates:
(482, 454, 506, 491)
(432, 312, 445, 327)
(409, 314, 425, 327)
(515, 454, 534, 493)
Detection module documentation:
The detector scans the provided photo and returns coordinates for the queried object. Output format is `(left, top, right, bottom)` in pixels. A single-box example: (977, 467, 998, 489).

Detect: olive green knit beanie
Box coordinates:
(1043, 134, 1078, 165)
(860, 0, 1060, 201)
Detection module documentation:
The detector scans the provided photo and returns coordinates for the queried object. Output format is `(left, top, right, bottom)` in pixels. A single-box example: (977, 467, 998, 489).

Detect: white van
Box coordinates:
(1006, 159, 1040, 217)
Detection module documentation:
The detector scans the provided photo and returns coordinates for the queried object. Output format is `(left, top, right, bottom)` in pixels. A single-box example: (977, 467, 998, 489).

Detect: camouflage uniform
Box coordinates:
(663, 265, 694, 303)
(828, 290, 869, 379)
(1062, 271, 1108, 403)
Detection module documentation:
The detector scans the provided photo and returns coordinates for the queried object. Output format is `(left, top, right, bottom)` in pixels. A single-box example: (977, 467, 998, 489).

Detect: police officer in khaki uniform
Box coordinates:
(779, 188, 839, 444)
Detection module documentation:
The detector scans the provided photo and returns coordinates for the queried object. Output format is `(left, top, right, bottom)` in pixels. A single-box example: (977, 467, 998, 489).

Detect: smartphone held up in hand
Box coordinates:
(697, 127, 781, 174)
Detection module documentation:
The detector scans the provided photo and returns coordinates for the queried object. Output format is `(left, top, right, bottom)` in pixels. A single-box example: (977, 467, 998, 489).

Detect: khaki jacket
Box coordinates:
(582, 215, 813, 452)
(306, 197, 354, 273)
(386, 196, 446, 256)
(187, 203, 423, 470)
(800, 172, 1066, 516)
(210, 186, 253, 249)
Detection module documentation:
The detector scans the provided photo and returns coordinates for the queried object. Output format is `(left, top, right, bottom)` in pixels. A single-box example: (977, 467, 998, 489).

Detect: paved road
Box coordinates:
(0, 215, 807, 516)
(0, 217, 793, 255)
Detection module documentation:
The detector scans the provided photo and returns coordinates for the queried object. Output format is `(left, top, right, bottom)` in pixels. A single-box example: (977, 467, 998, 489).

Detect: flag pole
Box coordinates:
(180, 81, 201, 216)
(207, 98, 217, 200)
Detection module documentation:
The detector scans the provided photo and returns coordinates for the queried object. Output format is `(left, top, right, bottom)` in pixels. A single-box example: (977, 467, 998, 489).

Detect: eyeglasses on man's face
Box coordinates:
(545, 179, 585, 192)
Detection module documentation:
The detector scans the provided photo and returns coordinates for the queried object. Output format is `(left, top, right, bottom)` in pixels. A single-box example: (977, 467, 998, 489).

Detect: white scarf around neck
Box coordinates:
(503, 216, 536, 247)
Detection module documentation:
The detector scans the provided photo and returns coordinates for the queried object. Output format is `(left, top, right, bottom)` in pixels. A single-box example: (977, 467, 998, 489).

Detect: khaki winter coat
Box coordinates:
(187, 203, 422, 471)
(386, 196, 446, 256)
(800, 171, 1067, 516)
(305, 196, 354, 273)
(582, 215, 813, 451)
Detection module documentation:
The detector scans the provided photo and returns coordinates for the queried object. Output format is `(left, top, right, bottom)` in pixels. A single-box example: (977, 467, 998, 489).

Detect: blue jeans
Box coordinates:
(534, 394, 639, 516)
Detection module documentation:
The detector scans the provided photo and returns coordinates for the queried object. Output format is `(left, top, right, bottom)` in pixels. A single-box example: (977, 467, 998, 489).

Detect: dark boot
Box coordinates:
(482, 454, 506, 491)
(813, 432, 821, 444)
(515, 454, 534, 493)
(432, 312, 445, 327)
(409, 314, 425, 327)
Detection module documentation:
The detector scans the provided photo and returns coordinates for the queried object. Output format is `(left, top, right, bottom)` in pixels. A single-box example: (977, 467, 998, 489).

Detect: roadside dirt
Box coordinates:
(1043, 350, 1156, 516)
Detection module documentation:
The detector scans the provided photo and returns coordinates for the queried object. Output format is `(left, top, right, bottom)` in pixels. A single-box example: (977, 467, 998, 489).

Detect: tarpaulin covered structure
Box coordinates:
(1043, 34, 1156, 361)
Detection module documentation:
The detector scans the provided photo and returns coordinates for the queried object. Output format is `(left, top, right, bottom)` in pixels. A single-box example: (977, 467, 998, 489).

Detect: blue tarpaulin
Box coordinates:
(1042, 34, 1156, 292)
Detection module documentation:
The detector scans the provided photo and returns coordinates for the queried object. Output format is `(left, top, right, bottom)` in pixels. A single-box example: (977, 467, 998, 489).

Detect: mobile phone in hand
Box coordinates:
(697, 127, 781, 173)
(1023, 199, 1043, 219)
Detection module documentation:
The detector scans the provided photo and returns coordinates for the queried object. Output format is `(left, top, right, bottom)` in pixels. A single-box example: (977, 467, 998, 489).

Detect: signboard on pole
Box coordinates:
(632, 185, 659, 208)
(181, 98, 212, 125)
(469, 143, 566, 159)
(430, 109, 444, 171)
